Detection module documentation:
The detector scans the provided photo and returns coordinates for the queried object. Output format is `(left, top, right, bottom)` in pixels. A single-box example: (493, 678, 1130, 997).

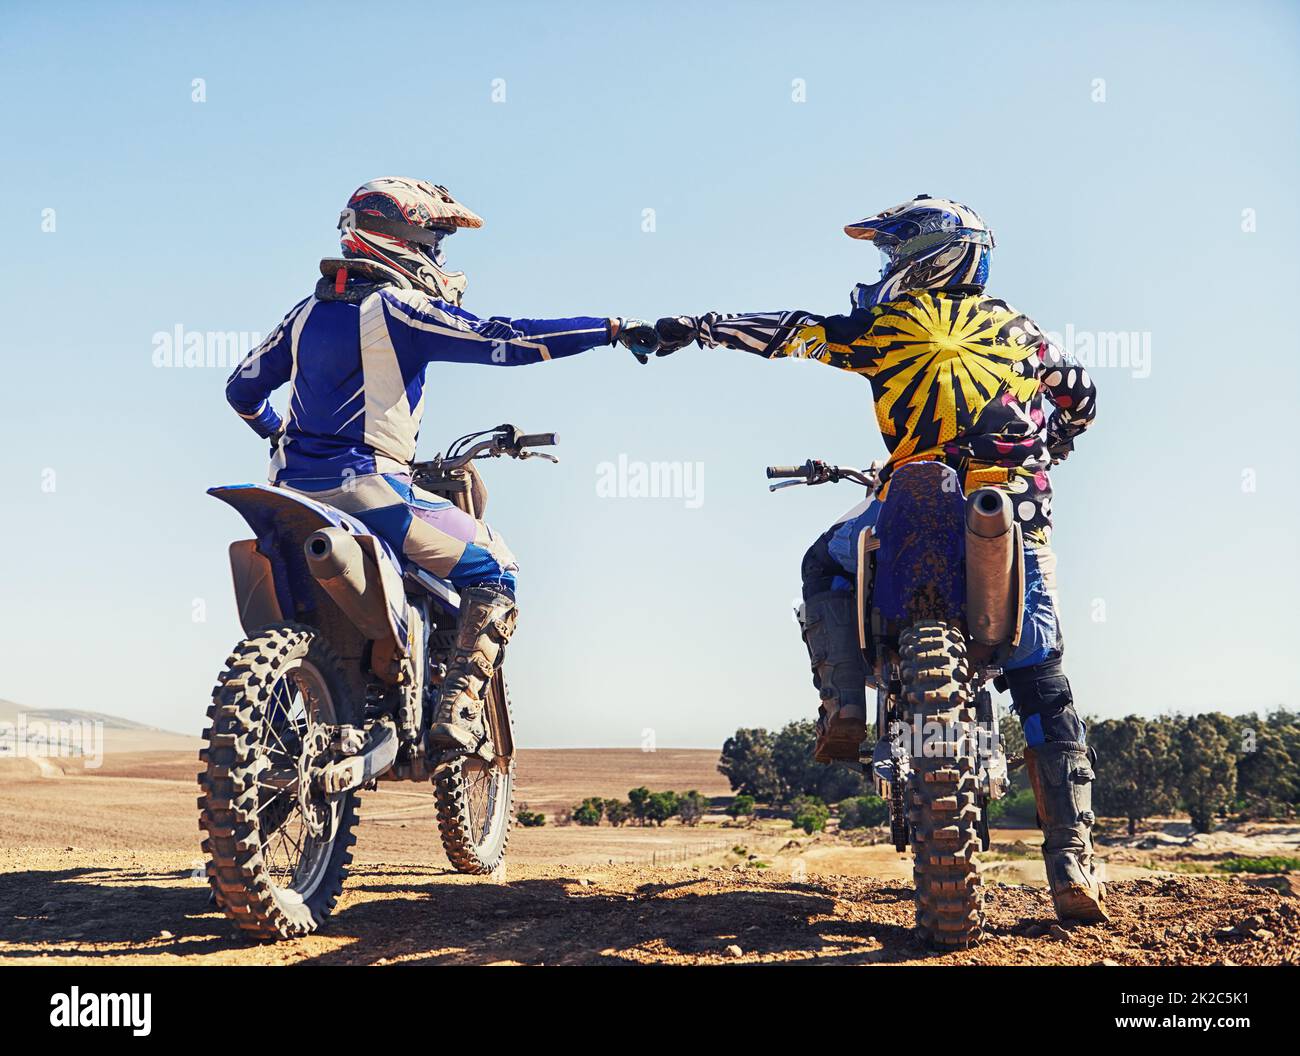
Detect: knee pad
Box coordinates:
(801, 529, 848, 600)
(1004, 657, 1085, 746)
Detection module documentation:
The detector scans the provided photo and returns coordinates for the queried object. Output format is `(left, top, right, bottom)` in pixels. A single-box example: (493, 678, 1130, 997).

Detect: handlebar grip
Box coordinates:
(516, 432, 558, 448)
(766, 465, 808, 479)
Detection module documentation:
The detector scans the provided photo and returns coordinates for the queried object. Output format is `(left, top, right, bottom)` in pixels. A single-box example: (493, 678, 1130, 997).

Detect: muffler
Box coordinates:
(964, 488, 1022, 647)
(304, 527, 393, 641)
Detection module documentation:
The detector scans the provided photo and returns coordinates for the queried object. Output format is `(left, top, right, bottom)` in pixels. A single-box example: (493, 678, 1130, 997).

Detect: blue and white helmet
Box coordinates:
(845, 194, 994, 309)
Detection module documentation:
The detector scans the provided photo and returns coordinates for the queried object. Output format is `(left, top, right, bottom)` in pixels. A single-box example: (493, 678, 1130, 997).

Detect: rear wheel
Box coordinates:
(899, 620, 985, 948)
(198, 624, 359, 940)
(433, 673, 514, 874)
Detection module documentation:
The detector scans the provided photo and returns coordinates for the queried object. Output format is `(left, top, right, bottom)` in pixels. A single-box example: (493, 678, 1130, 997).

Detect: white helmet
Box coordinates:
(339, 177, 483, 305)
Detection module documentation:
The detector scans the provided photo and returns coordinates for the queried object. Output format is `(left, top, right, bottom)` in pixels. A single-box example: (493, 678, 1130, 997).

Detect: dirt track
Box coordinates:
(2, 849, 1296, 966)
(1, 747, 1297, 965)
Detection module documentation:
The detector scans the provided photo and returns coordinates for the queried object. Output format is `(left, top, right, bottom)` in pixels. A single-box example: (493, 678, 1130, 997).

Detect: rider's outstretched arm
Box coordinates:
(696, 309, 829, 359)
(378, 288, 617, 366)
(224, 296, 311, 438)
(660, 308, 881, 372)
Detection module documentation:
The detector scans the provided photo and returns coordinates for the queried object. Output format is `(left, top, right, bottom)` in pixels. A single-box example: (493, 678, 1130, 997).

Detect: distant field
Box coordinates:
(1, 715, 1296, 966)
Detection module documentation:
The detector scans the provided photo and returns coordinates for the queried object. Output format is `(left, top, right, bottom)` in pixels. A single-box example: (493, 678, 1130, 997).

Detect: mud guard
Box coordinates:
(871, 463, 966, 629)
(227, 540, 282, 634)
(209, 484, 410, 652)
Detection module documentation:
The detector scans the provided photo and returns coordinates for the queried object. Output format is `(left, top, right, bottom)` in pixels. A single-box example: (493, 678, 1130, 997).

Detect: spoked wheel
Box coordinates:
(900, 620, 986, 949)
(199, 624, 359, 939)
(434, 673, 515, 874)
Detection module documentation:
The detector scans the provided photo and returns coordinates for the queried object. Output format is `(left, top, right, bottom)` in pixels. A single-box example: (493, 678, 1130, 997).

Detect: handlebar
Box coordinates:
(764, 459, 880, 493)
(515, 432, 558, 449)
(415, 424, 560, 474)
(766, 465, 810, 479)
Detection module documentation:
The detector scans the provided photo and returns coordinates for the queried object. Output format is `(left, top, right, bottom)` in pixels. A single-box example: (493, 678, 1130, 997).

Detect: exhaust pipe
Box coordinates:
(965, 488, 1017, 647)
(304, 527, 393, 641)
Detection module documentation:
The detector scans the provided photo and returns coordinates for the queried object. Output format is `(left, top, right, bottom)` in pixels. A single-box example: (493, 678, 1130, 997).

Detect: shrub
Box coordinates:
(678, 790, 709, 826)
(987, 786, 1037, 824)
(1215, 856, 1300, 874)
(572, 797, 605, 826)
(838, 794, 889, 829)
(727, 794, 756, 821)
(790, 795, 829, 835)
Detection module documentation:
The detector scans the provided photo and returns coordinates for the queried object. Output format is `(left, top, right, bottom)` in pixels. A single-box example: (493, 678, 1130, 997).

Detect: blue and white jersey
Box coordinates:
(226, 286, 611, 483)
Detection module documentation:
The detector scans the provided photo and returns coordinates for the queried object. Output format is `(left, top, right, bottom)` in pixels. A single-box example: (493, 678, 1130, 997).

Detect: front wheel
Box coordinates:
(433, 672, 514, 874)
(900, 620, 985, 948)
(198, 624, 359, 939)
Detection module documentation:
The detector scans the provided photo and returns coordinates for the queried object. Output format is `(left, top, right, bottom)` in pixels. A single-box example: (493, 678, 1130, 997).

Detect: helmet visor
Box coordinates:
(423, 226, 454, 268)
(877, 242, 902, 278)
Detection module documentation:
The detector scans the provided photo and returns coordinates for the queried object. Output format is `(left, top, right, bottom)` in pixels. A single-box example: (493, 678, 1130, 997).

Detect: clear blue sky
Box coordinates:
(2, 0, 1297, 745)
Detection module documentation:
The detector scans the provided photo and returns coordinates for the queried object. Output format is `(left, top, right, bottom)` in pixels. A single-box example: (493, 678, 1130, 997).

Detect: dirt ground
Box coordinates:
(1, 745, 1297, 965)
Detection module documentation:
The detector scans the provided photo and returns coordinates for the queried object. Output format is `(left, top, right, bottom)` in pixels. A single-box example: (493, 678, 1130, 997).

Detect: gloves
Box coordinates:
(269, 426, 285, 459)
(654, 316, 701, 355)
(609, 317, 662, 364)
(1045, 420, 1076, 464)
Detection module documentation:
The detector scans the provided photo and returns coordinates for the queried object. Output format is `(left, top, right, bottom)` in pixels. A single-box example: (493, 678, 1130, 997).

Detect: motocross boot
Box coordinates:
(802, 590, 870, 764)
(1024, 741, 1109, 923)
(426, 586, 517, 755)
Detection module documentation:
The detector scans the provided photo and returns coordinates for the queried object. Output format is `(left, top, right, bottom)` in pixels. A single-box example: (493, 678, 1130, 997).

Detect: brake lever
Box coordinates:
(768, 479, 806, 492)
(521, 451, 559, 463)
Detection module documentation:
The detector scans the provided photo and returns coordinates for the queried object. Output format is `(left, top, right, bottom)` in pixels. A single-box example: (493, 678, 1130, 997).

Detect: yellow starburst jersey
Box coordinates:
(697, 290, 1097, 544)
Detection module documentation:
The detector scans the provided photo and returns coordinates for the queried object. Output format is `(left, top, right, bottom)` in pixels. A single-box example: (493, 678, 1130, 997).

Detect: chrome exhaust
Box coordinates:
(965, 488, 1018, 647)
(304, 527, 393, 641)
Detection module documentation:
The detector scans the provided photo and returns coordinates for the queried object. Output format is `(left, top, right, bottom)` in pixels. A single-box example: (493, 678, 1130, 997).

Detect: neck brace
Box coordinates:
(315, 257, 412, 303)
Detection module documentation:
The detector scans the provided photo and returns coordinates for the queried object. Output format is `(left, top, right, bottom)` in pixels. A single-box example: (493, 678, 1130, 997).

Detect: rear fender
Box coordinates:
(209, 484, 410, 652)
(871, 462, 966, 630)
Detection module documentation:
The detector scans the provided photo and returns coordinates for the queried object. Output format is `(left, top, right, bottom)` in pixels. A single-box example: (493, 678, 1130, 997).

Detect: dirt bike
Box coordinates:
(767, 457, 1021, 948)
(199, 424, 557, 939)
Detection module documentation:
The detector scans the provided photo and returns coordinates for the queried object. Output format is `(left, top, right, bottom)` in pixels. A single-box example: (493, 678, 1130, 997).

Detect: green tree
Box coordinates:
(645, 790, 681, 826)
(572, 796, 604, 826)
(1090, 716, 1181, 835)
(516, 805, 545, 828)
(1236, 714, 1298, 817)
(718, 728, 779, 799)
(677, 790, 709, 826)
(628, 786, 652, 826)
(603, 799, 631, 827)
(1177, 715, 1237, 833)
(768, 719, 868, 803)
(771, 720, 823, 801)
(726, 793, 756, 822)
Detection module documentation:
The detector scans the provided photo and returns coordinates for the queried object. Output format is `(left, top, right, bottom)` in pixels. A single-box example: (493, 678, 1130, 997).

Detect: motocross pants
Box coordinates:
(283, 472, 519, 596)
(800, 499, 1085, 747)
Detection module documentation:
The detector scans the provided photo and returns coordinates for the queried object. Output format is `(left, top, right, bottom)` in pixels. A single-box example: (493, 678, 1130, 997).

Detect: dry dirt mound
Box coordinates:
(1, 850, 1294, 966)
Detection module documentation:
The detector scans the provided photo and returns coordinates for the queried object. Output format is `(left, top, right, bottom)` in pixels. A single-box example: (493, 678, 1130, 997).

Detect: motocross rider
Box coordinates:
(225, 177, 657, 758)
(653, 195, 1106, 923)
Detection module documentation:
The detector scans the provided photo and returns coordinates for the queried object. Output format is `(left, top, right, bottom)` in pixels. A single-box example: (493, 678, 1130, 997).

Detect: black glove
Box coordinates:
(610, 317, 662, 364)
(1045, 422, 1075, 464)
(269, 426, 285, 459)
(654, 316, 701, 355)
